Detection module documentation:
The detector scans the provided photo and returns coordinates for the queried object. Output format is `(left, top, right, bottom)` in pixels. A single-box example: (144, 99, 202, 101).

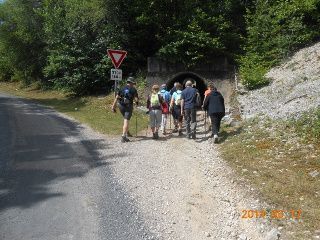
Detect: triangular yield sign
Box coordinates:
(107, 49, 127, 69)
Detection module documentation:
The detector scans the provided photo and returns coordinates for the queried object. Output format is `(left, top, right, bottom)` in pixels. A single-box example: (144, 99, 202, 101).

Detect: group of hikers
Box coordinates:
(111, 76, 225, 143)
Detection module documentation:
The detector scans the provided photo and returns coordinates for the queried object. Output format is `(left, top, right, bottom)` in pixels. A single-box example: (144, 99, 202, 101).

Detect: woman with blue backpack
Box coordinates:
(169, 83, 183, 136)
(158, 84, 171, 135)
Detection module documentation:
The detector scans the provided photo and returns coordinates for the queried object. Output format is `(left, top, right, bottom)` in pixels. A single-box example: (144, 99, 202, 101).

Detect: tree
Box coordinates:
(0, 0, 45, 83)
(42, 0, 115, 95)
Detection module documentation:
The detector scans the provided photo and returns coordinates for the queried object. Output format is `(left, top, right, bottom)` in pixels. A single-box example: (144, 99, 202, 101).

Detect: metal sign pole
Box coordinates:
(114, 80, 117, 97)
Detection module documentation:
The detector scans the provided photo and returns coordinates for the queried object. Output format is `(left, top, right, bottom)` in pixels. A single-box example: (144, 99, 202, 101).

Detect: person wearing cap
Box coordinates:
(181, 79, 200, 139)
(111, 77, 139, 143)
(158, 84, 171, 134)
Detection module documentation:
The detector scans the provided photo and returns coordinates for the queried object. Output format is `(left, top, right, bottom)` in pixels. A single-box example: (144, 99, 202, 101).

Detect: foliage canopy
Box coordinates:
(0, 0, 319, 94)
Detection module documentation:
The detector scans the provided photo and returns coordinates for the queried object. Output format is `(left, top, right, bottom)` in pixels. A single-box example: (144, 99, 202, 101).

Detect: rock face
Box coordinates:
(239, 42, 320, 120)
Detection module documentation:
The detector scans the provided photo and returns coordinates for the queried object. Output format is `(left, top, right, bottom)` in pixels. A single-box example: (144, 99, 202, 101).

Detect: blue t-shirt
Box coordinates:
(159, 89, 171, 103)
(181, 87, 198, 109)
(172, 90, 182, 106)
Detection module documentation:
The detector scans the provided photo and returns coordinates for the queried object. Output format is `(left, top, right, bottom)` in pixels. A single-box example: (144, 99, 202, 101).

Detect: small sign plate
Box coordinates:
(110, 68, 122, 81)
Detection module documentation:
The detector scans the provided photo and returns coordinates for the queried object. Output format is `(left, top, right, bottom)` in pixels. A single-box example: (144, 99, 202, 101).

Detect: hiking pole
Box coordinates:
(204, 110, 207, 137)
(135, 113, 138, 137)
(153, 109, 156, 138)
(146, 123, 148, 136)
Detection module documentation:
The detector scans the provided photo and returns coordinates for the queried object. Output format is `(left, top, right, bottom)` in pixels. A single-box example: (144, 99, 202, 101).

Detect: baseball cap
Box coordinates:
(127, 77, 136, 84)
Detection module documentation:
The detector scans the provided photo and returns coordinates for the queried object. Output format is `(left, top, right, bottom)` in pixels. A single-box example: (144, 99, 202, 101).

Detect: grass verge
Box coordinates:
(0, 81, 148, 136)
(220, 116, 320, 240)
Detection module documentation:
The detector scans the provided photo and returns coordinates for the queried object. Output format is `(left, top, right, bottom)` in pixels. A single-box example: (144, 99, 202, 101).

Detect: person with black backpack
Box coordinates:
(111, 77, 139, 143)
(203, 85, 225, 143)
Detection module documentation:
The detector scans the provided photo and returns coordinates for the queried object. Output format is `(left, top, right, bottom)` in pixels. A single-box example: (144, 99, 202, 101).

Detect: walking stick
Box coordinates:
(154, 109, 156, 137)
(204, 110, 207, 137)
(146, 124, 148, 136)
(135, 114, 138, 137)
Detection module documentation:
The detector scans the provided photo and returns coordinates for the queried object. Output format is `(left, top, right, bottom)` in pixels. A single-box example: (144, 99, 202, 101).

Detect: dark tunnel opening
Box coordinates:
(166, 72, 207, 102)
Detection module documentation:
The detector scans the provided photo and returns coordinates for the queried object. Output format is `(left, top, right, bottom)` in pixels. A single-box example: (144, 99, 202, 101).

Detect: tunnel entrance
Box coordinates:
(166, 72, 207, 100)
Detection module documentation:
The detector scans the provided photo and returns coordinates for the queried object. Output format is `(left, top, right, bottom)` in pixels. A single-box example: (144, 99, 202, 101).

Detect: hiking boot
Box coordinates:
(155, 131, 159, 139)
(152, 132, 156, 139)
(172, 128, 178, 133)
(213, 134, 218, 143)
(191, 133, 196, 139)
(121, 136, 130, 143)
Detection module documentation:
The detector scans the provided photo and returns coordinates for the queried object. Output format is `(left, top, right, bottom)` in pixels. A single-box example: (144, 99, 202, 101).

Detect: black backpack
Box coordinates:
(121, 87, 133, 105)
(193, 91, 202, 107)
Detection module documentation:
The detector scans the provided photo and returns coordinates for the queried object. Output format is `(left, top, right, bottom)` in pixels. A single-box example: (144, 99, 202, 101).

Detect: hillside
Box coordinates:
(220, 42, 320, 240)
(239, 42, 320, 119)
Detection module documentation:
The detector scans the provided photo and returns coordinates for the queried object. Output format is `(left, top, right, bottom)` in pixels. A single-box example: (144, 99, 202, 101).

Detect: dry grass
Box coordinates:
(220, 118, 320, 239)
(0, 81, 149, 136)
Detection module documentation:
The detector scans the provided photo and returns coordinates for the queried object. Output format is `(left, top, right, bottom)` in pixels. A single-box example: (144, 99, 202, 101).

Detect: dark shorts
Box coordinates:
(118, 103, 133, 120)
(172, 105, 182, 121)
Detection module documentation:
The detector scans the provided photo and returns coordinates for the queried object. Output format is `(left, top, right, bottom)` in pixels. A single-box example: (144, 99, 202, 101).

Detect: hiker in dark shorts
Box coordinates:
(181, 80, 200, 139)
(111, 77, 139, 143)
(203, 85, 225, 143)
(169, 83, 183, 136)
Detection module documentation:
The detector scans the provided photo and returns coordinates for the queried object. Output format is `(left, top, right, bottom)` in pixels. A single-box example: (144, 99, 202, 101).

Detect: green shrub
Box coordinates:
(239, 53, 269, 89)
(240, 0, 320, 90)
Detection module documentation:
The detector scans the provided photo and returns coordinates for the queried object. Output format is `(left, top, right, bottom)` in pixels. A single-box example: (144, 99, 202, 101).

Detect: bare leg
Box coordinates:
(123, 119, 129, 136)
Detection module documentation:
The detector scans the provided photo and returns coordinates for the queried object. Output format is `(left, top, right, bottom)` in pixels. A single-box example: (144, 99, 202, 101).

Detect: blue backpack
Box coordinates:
(160, 89, 171, 104)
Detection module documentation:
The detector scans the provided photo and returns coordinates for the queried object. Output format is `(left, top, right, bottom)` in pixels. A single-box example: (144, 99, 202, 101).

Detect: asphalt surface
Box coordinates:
(0, 93, 154, 240)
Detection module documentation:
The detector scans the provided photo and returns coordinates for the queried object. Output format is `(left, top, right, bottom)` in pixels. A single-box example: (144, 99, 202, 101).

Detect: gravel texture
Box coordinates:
(77, 111, 276, 240)
(238, 42, 320, 120)
(1, 93, 277, 239)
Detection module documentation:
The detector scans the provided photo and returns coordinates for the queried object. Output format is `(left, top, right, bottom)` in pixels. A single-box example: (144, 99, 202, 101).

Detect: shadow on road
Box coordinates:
(0, 96, 124, 211)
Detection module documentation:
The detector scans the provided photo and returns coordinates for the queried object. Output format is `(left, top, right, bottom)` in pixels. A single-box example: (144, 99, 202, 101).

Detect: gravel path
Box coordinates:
(0, 92, 275, 239)
(82, 111, 275, 240)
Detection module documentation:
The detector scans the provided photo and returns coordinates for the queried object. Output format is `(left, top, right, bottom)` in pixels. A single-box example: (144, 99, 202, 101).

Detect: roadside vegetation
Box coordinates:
(0, 81, 148, 136)
(220, 111, 320, 240)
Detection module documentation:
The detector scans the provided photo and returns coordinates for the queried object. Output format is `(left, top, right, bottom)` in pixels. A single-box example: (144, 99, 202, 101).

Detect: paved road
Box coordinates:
(0, 93, 153, 240)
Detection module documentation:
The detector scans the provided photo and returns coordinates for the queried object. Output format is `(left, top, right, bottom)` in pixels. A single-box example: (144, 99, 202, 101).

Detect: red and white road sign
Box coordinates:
(107, 49, 127, 69)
